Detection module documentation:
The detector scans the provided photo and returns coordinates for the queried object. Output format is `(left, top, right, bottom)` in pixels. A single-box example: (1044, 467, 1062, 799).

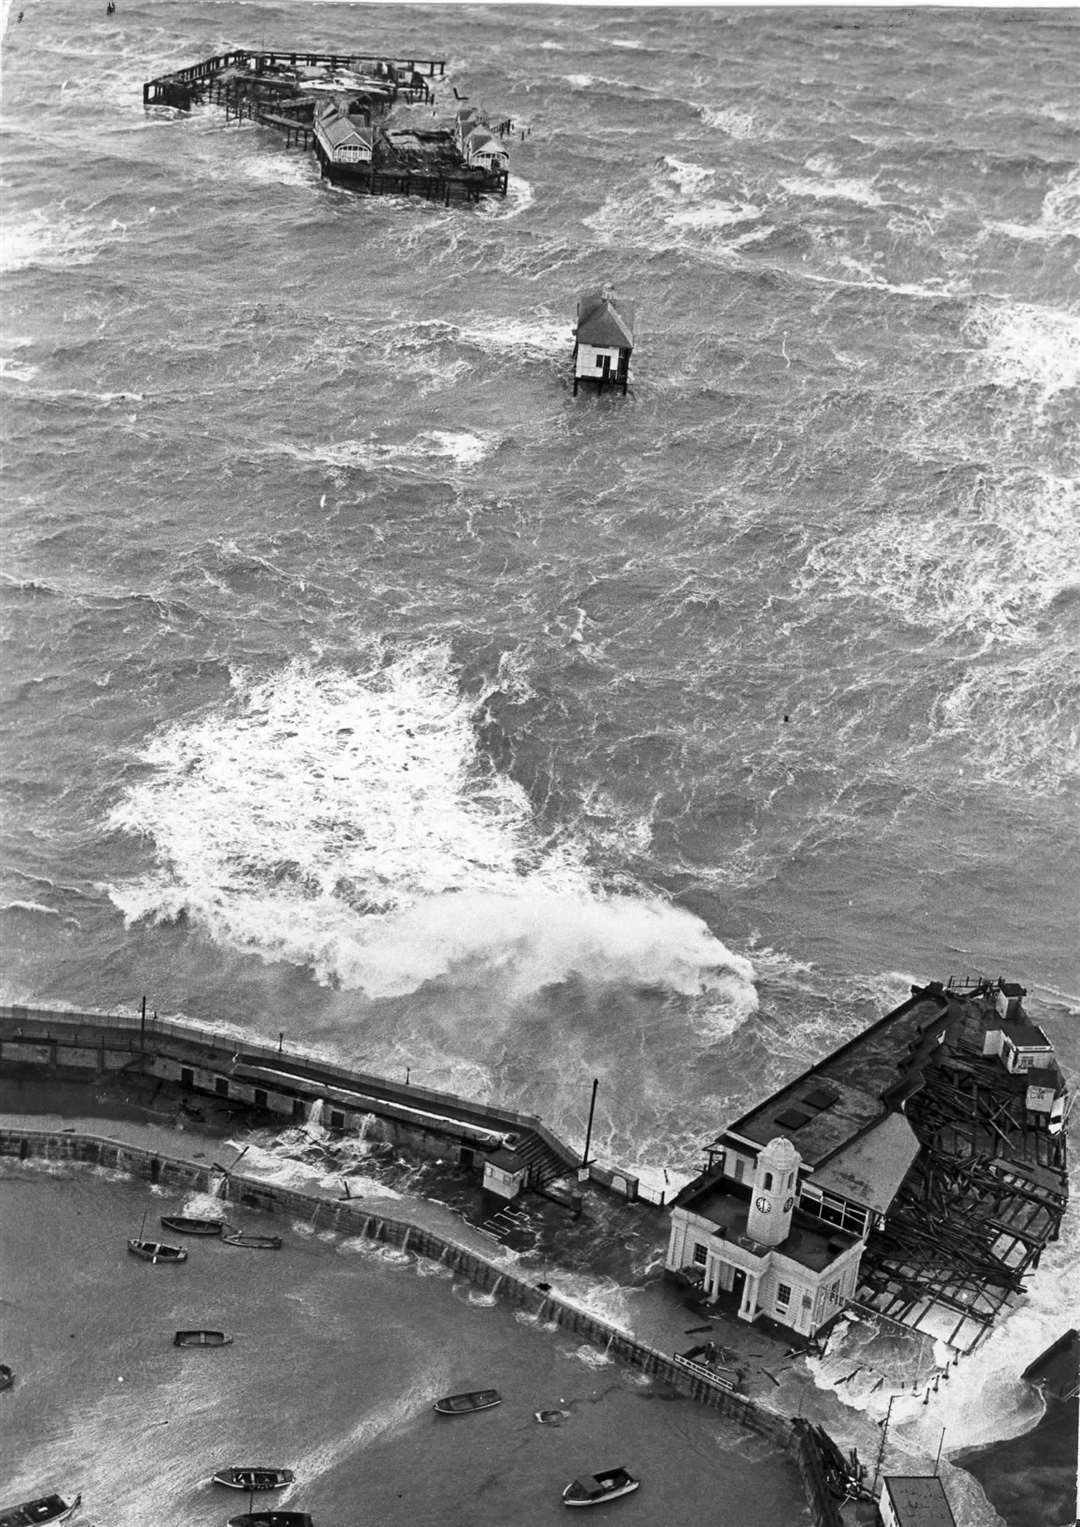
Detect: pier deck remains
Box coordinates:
(143, 50, 508, 204)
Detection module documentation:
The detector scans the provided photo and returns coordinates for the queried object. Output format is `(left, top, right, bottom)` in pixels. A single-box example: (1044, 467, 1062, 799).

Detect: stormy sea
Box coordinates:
(2, 3, 1078, 1520)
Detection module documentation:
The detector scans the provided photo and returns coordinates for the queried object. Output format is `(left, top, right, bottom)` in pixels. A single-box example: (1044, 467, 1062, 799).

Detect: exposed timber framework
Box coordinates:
(680, 974, 1070, 1359)
(142, 51, 510, 204)
(853, 977, 1069, 1354)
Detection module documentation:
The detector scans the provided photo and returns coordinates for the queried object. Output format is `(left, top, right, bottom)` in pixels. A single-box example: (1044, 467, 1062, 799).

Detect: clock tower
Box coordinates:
(746, 1136, 800, 1247)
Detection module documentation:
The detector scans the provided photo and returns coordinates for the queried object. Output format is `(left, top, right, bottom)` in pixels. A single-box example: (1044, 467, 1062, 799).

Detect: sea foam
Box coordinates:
(965, 298, 1080, 411)
(107, 643, 754, 1002)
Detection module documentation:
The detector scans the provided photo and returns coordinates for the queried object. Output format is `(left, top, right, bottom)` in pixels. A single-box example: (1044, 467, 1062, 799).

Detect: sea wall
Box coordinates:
(0, 1127, 841, 1525)
(0, 1004, 582, 1180)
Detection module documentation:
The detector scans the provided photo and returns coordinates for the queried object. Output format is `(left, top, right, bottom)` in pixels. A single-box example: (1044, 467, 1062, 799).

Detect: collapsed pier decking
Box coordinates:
(143, 50, 510, 204)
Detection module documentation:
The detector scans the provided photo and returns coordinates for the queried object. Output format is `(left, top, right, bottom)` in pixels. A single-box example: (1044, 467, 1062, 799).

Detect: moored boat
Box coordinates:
(562, 1467, 640, 1507)
(433, 1388, 501, 1415)
(0, 1494, 81, 1527)
(173, 1330, 232, 1348)
(226, 1515, 311, 1527)
(127, 1239, 187, 1263)
(160, 1214, 224, 1236)
(0, 1364, 13, 1391)
(222, 1232, 283, 1250)
(213, 1468, 294, 1491)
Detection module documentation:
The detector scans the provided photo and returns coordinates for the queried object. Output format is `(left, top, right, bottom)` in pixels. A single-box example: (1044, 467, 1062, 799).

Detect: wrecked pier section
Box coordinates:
(671, 977, 1069, 1356)
(143, 49, 511, 203)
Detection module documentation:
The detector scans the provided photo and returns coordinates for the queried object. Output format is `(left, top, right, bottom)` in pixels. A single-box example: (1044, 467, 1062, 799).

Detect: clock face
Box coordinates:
(754, 1194, 772, 1213)
(783, 1196, 794, 1213)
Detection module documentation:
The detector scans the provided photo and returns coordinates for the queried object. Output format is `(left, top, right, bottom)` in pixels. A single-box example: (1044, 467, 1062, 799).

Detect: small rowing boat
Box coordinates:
(433, 1388, 501, 1416)
(0, 1494, 81, 1527)
(225, 1515, 312, 1527)
(222, 1232, 283, 1250)
(160, 1215, 224, 1236)
(127, 1239, 187, 1264)
(213, 1468, 295, 1491)
(173, 1330, 232, 1348)
(562, 1467, 640, 1507)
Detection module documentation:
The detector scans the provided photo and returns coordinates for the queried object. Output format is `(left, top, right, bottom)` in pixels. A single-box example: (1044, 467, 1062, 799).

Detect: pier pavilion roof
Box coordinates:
(810, 1112, 921, 1215)
(716, 984, 954, 1167)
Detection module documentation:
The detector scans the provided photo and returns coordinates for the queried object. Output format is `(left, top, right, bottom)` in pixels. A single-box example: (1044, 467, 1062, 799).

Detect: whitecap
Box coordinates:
(0, 356, 39, 382)
(662, 156, 715, 197)
(453, 313, 568, 360)
(107, 643, 754, 1003)
(780, 167, 884, 208)
(799, 469, 1080, 646)
(0, 207, 113, 272)
(964, 298, 1080, 409)
(1, 899, 62, 918)
(668, 200, 762, 231)
(698, 105, 762, 140)
(476, 174, 535, 220)
(252, 429, 493, 474)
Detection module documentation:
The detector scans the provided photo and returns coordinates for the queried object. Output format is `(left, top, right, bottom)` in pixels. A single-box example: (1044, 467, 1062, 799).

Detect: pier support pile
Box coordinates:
(855, 982, 1069, 1353)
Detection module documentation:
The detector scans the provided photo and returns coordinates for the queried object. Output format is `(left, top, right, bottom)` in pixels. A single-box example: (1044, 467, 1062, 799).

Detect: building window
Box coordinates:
(254, 1088, 268, 1110)
(595, 356, 605, 368)
(692, 1243, 708, 1266)
(330, 1110, 345, 1130)
(214, 1078, 229, 1098)
(733, 1158, 746, 1182)
(802, 1293, 813, 1310)
(292, 1099, 305, 1120)
(763, 1171, 774, 1191)
(180, 1068, 194, 1088)
(776, 1282, 792, 1309)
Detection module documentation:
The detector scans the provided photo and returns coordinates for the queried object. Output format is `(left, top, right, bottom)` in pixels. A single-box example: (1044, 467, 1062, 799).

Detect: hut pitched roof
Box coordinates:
(576, 289, 635, 349)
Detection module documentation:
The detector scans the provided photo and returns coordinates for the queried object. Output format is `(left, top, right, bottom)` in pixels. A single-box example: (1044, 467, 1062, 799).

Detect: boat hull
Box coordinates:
(213, 1468, 294, 1491)
(222, 1233, 282, 1250)
(127, 1240, 187, 1263)
(174, 1331, 232, 1348)
(226, 1515, 311, 1527)
(562, 1469, 640, 1507)
(433, 1389, 501, 1415)
(160, 1216, 223, 1236)
(0, 1494, 81, 1527)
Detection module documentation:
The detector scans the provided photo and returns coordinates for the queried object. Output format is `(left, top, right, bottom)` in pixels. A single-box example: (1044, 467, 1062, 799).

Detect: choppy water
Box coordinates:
(2, 0, 1078, 1501)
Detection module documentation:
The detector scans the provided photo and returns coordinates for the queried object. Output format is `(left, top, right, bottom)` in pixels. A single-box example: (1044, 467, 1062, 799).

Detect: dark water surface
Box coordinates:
(2, 2, 1078, 1507)
(0, 1166, 806, 1526)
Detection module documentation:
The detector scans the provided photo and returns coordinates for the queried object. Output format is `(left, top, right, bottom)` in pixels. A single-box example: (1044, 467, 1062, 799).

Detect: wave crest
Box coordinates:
(107, 643, 751, 1000)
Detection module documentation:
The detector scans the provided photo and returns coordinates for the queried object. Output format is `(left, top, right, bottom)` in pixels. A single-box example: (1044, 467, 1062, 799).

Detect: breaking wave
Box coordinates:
(107, 642, 755, 1001)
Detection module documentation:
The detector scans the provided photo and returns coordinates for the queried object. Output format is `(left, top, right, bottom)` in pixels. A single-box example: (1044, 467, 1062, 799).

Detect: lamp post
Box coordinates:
(579, 1077, 599, 1183)
(934, 1426, 947, 1476)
